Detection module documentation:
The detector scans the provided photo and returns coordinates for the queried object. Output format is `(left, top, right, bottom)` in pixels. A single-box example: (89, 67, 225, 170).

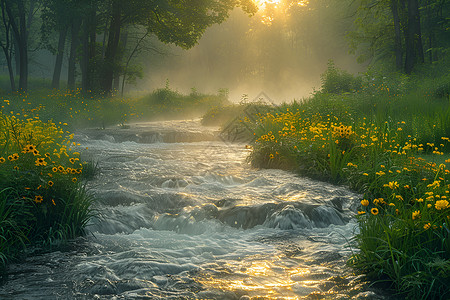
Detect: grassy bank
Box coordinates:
(0, 84, 230, 130)
(0, 111, 95, 270)
(240, 63, 450, 299)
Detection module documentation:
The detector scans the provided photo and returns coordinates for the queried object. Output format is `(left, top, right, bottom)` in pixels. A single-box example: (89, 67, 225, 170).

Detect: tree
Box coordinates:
(0, 0, 39, 91)
(348, 0, 448, 73)
(404, 0, 424, 73)
(41, 0, 75, 89)
(0, 0, 15, 91)
(2, 0, 29, 91)
(85, 0, 257, 94)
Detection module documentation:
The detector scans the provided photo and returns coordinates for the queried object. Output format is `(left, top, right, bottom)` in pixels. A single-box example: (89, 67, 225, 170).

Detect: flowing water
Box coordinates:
(0, 120, 391, 299)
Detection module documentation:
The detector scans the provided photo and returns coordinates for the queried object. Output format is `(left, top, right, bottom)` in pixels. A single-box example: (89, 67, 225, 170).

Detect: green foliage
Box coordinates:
(201, 104, 244, 126)
(320, 60, 362, 94)
(0, 111, 96, 270)
(246, 68, 450, 298)
(201, 100, 272, 127)
(348, 0, 450, 72)
(0, 89, 132, 130)
(140, 86, 230, 120)
(0, 188, 29, 268)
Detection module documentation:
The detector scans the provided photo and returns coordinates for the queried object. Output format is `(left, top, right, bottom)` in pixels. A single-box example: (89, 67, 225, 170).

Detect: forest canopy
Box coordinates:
(0, 0, 448, 95)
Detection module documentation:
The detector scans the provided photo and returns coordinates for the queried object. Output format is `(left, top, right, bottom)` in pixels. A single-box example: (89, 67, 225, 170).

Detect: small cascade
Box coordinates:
(0, 120, 393, 300)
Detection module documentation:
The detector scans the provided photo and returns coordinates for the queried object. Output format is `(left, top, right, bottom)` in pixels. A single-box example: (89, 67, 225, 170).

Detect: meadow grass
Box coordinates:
(139, 86, 229, 121)
(0, 85, 230, 129)
(244, 66, 450, 299)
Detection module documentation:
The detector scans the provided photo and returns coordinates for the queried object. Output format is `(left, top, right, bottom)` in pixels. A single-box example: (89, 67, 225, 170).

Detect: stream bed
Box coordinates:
(0, 120, 393, 299)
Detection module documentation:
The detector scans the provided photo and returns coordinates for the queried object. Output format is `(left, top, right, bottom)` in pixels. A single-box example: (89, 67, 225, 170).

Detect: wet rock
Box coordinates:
(305, 291, 326, 299)
(265, 205, 313, 229)
(215, 198, 238, 208)
(329, 294, 351, 300)
(330, 197, 344, 212)
(348, 274, 367, 285)
(310, 206, 345, 227)
(89, 279, 117, 295)
(280, 244, 303, 257)
(152, 275, 169, 286)
(347, 283, 370, 297)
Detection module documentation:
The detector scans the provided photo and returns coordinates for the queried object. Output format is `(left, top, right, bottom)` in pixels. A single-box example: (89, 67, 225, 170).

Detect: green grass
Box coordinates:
(244, 64, 450, 299)
(139, 87, 230, 121)
(0, 84, 231, 130)
(0, 111, 96, 270)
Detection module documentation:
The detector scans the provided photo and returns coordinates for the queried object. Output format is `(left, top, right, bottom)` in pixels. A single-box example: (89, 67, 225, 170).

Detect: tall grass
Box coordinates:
(0, 85, 231, 129)
(0, 111, 96, 269)
(245, 64, 450, 299)
(140, 86, 230, 121)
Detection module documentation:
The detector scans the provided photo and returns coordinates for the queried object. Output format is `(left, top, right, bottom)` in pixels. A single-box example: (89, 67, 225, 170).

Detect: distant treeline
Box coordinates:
(0, 0, 448, 95)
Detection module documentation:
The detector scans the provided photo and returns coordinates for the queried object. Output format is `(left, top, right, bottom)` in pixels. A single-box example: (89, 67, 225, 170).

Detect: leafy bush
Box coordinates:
(140, 86, 230, 120)
(320, 60, 362, 94)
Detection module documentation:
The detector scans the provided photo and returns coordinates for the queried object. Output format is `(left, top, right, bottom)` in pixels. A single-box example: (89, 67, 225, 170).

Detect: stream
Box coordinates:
(0, 120, 392, 299)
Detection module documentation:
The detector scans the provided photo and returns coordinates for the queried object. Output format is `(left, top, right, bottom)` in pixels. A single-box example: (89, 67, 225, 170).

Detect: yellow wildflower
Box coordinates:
(361, 199, 369, 206)
(435, 200, 449, 210)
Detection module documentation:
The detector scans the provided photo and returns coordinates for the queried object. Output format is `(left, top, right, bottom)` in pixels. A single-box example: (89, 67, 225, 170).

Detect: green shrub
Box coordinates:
(320, 60, 362, 94)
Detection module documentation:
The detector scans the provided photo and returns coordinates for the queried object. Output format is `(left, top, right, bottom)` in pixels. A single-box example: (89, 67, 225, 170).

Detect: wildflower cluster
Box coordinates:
(247, 99, 450, 298)
(0, 112, 83, 207)
(1, 89, 134, 130)
(332, 124, 353, 139)
(0, 111, 93, 267)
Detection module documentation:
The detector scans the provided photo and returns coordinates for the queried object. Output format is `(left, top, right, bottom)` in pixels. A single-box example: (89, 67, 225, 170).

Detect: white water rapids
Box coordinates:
(0, 120, 392, 299)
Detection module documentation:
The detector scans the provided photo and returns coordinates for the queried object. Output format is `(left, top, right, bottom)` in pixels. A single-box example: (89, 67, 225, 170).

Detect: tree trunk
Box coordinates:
(80, 17, 90, 92)
(52, 27, 68, 89)
(80, 5, 97, 93)
(113, 28, 128, 91)
(6, 0, 28, 91)
(17, 0, 27, 91)
(68, 17, 81, 90)
(1, 46, 15, 91)
(405, 0, 424, 73)
(101, 1, 122, 94)
(13, 35, 19, 75)
(0, 0, 15, 91)
(390, 0, 403, 70)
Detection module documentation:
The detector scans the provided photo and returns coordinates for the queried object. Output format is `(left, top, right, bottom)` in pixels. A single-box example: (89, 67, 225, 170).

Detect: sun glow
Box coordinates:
(255, 0, 282, 10)
(254, 0, 309, 25)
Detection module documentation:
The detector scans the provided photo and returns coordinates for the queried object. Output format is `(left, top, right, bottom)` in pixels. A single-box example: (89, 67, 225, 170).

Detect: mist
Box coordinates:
(131, 2, 364, 103)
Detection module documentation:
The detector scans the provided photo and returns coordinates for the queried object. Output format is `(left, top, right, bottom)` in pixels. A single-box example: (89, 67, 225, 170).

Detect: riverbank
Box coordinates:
(0, 111, 95, 270)
(238, 66, 450, 299)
